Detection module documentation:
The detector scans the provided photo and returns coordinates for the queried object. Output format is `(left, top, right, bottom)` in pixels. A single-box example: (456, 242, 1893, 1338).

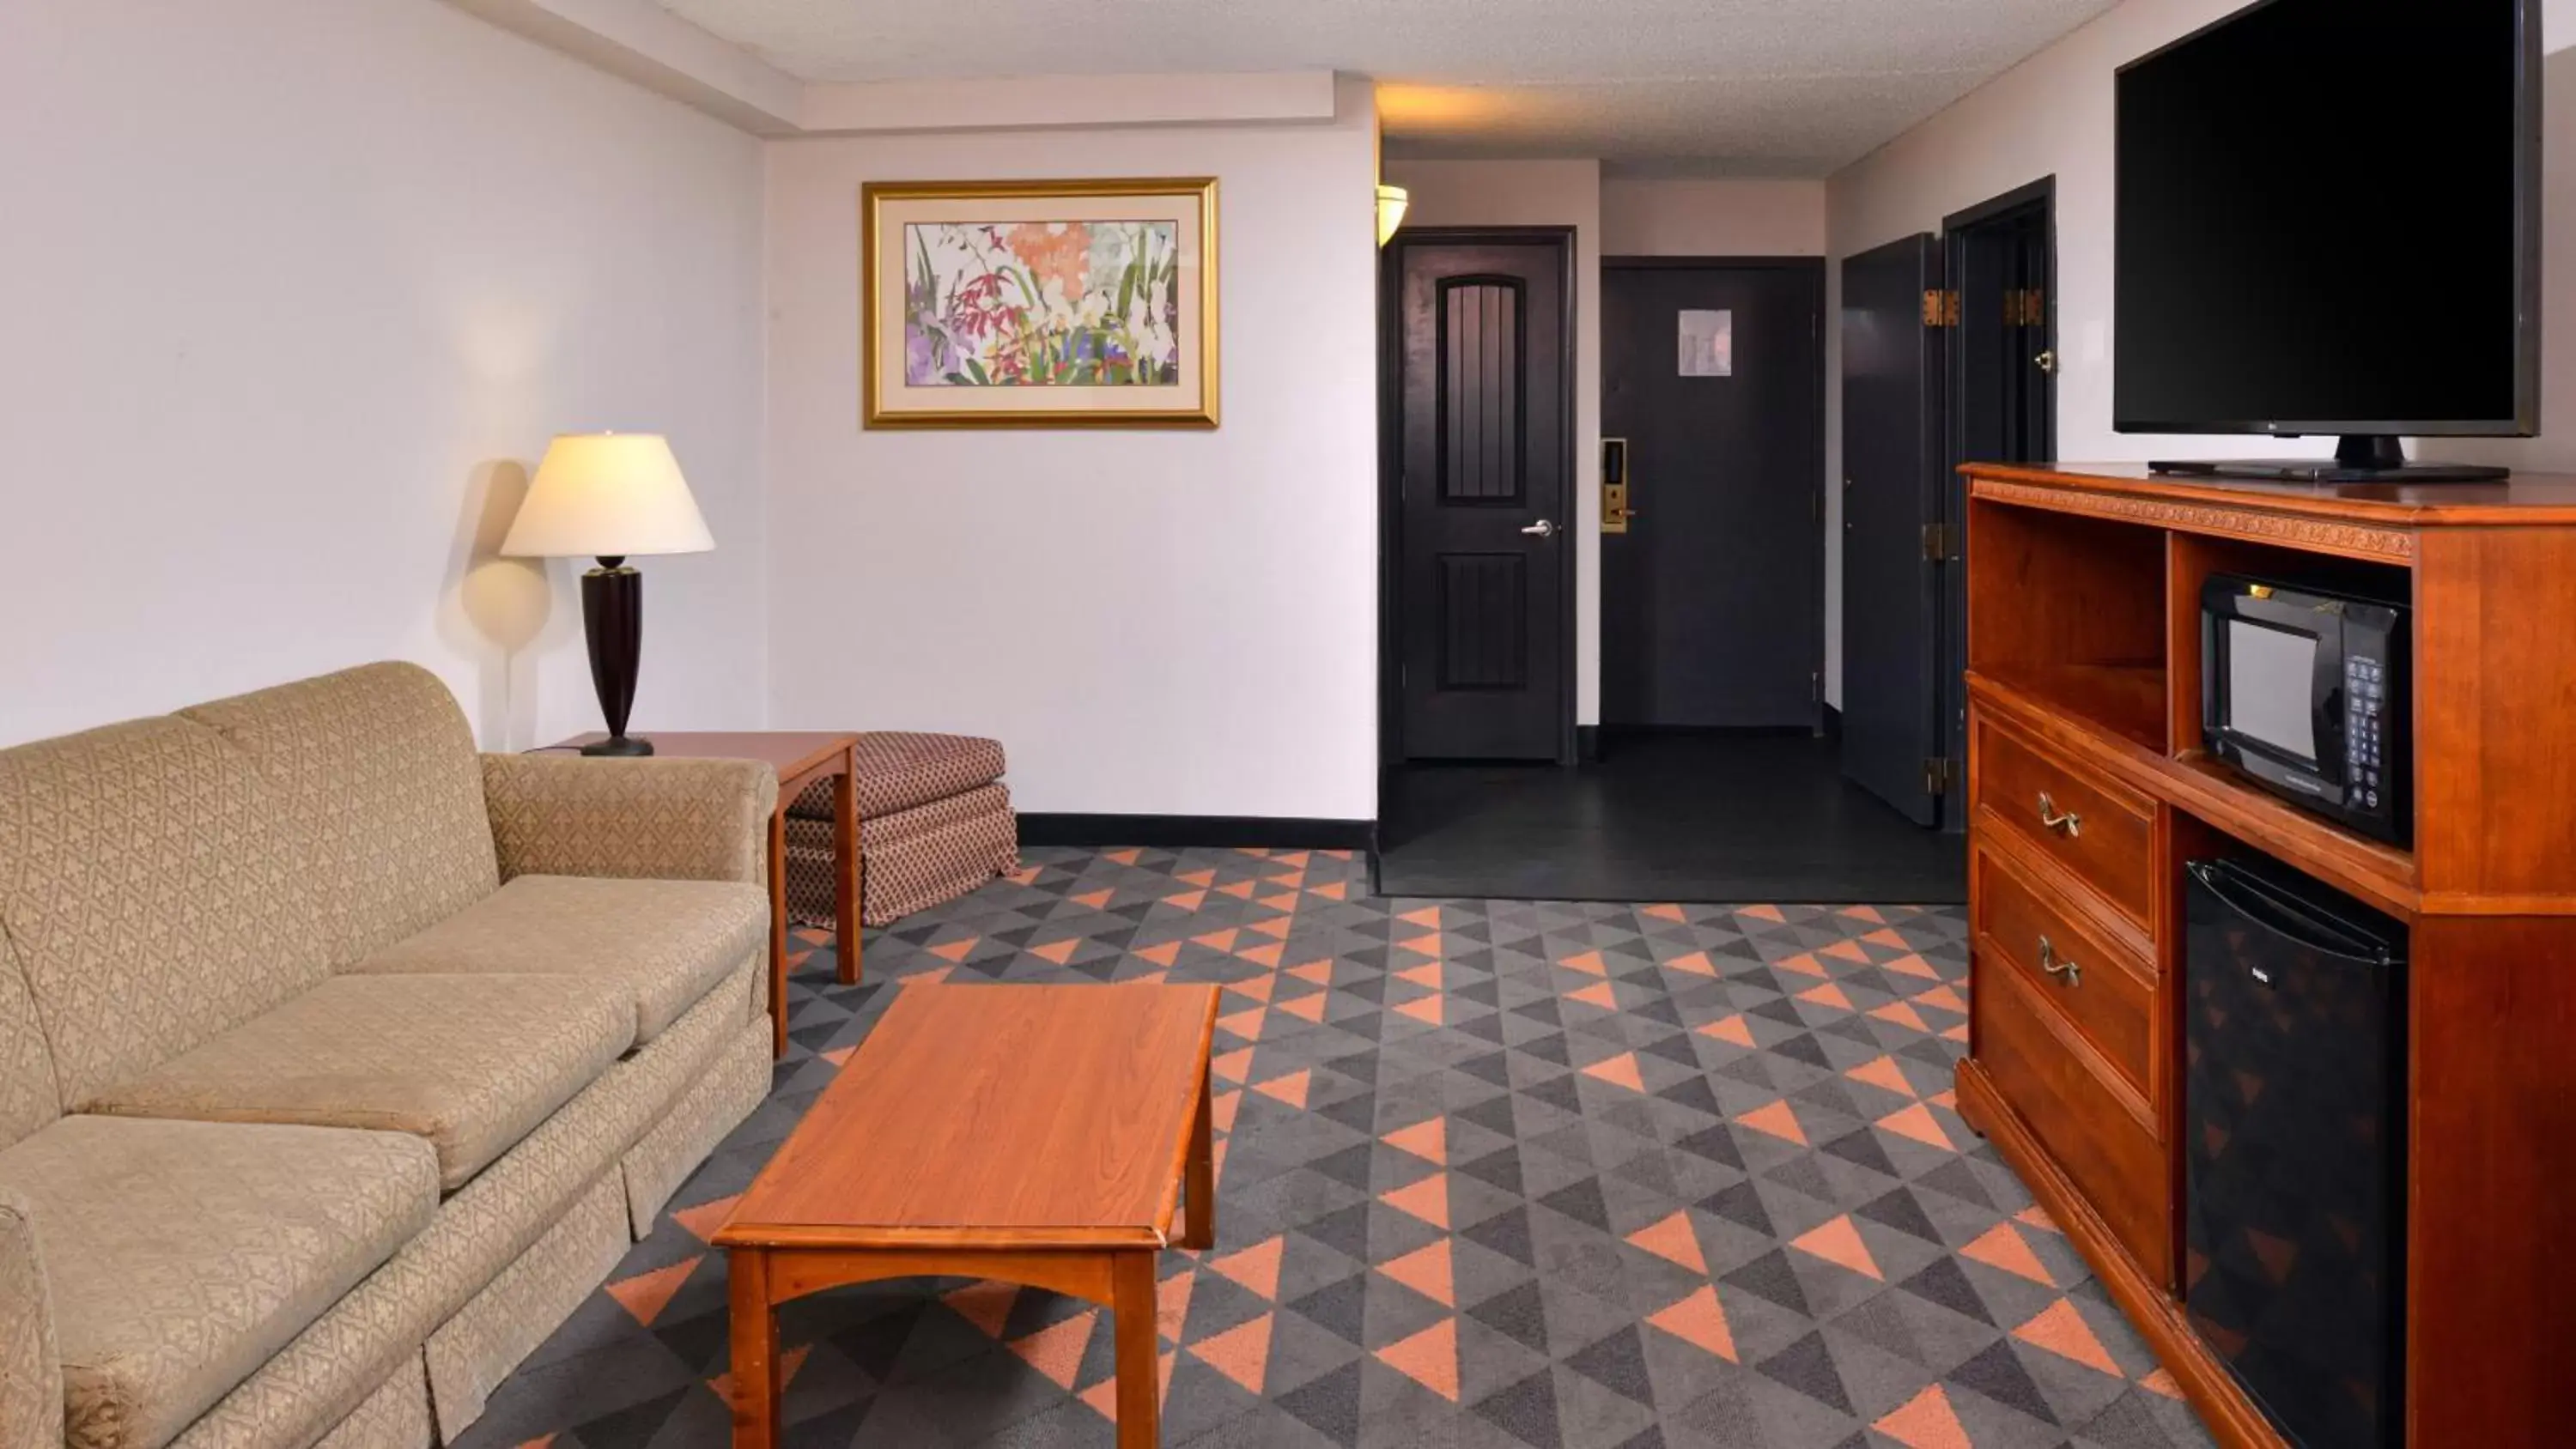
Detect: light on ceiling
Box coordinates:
(1376, 184, 1410, 246)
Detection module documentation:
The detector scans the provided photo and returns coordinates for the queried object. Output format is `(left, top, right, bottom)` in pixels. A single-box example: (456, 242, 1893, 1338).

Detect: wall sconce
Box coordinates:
(1376, 184, 1410, 246)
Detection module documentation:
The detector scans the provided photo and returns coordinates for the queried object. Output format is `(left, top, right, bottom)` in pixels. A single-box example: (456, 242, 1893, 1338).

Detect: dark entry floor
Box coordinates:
(1377, 734, 1966, 904)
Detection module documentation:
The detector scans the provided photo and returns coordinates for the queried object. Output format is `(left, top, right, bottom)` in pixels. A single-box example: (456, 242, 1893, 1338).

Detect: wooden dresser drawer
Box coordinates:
(1973, 956, 2172, 1285)
(1973, 844, 2156, 1098)
(1973, 712, 2154, 927)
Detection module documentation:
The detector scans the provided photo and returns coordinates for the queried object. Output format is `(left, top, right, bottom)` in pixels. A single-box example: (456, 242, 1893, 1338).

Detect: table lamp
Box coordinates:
(501, 433, 714, 756)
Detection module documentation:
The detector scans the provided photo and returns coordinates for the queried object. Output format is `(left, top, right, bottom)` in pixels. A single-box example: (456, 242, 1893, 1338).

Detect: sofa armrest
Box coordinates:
(481, 755, 777, 887)
(0, 1185, 61, 1449)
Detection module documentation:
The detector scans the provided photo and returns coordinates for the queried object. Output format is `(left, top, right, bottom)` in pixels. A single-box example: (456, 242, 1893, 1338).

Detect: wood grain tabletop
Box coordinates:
(717, 983, 1221, 1251)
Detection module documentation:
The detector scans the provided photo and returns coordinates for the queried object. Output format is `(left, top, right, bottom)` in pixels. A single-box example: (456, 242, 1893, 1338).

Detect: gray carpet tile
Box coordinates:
(451, 846, 2215, 1449)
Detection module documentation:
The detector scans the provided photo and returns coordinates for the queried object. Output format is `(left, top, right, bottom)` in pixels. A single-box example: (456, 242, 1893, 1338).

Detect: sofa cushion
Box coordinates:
(85, 976, 630, 1191)
(0, 713, 341, 1115)
(788, 731, 1006, 821)
(0, 1115, 436, 1449)
(177, 663, 499, 966)
(347, 875, 766, 1044)
(166, 960, 757, 1449)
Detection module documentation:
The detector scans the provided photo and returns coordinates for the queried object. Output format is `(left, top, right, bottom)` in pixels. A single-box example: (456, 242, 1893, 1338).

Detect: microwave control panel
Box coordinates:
(2343, 654, 2386, 811)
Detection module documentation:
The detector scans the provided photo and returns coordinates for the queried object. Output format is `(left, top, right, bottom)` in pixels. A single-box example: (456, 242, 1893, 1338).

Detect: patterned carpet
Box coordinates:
(452, 846, 2215, 1449)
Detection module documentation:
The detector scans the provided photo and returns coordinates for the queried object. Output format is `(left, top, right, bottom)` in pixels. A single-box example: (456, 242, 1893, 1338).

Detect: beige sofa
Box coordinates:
(0, 664, 780, 1449)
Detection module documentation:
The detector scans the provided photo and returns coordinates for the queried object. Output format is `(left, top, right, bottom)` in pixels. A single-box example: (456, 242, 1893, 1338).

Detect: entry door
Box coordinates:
(1601, 262, 1823, 728)
(1943, 187, 2057, 830)
(1839, 233, 1946, 825)
(1393, 234, 1572, 761)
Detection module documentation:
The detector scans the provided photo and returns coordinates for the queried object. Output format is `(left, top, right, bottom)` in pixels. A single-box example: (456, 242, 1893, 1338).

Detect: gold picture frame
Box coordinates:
(861, 177, 1220, 429)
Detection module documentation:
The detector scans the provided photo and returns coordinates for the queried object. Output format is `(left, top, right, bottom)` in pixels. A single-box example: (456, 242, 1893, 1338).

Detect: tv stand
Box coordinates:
(2150, 433, 2508, 484)
(1961, 463, 2576, 1449)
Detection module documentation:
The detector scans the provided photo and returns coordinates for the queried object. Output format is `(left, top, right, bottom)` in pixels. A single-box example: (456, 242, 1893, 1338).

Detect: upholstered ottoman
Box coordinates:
(785, 732, 1018, 929)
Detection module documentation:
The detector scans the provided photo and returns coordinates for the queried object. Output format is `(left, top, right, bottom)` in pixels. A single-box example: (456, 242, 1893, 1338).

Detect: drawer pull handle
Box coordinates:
(2036, 791, 2082, 838)
(2038, 935, 2083, 986)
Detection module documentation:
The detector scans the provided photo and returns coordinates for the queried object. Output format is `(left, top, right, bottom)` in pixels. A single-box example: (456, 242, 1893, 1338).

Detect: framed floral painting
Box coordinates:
(861, 177, 1219, 428)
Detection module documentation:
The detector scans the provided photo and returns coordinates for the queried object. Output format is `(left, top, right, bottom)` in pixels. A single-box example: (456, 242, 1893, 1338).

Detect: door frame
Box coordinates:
(1378, 226, 1581, 768)
(1938, 178, 2057, 829)
(1601, 255, 1829, 733)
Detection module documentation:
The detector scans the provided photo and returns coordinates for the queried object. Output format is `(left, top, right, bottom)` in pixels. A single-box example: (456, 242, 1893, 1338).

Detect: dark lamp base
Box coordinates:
(580, 736, 655, 758)
(580, 561, 652, 760)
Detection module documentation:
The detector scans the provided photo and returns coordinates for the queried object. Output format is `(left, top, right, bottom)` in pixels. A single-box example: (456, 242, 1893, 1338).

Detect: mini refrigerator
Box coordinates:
(2184, 856, 2407, 1449)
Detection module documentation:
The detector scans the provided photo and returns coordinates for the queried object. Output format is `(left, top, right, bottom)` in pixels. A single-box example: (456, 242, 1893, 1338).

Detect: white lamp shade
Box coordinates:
(501, 433, 715, 559)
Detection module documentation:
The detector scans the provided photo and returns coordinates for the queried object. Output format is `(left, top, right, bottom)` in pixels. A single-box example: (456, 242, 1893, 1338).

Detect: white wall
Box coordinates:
(1820, 0, 2255, 705)
(0, 0, 769, 750)
(1820, 0, 2576, 700)
(1383, 158, 1607, 724)
(763, 79, 1382, 819)
(1602, 178, 1827, 257)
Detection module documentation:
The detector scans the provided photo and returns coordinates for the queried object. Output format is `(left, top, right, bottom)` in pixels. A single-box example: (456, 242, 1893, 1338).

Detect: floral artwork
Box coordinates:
(863, 178, 1216, 428)
(903, 221, 1182, 388)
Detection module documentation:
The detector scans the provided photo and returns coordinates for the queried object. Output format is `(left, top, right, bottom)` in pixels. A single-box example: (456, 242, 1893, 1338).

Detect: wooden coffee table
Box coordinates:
(715, 983, 1220, 1448)
(550, 730, 863, 1057)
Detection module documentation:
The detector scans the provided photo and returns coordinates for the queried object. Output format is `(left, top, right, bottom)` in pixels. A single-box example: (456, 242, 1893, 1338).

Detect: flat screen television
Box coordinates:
(2114, 0, 2542, 482)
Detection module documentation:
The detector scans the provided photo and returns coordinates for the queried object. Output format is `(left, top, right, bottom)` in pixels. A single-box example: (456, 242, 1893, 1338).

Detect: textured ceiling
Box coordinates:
(653, 0, 2117, 174)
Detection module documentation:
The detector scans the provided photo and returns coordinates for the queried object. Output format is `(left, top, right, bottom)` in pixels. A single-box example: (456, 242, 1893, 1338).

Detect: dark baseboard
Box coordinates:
(1820, 704, 1843, 740)
(1600, 724, 1814, 741)
(1018, 813, 1378, 851)
(1576, 725, 1602, 764)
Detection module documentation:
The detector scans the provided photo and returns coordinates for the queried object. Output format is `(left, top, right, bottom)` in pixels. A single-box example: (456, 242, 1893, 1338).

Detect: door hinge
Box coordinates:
(1921, 288, 1960, 327)
(1923, 757, 1957, 796)
(2005, 288, 2046, 326)
(1921, 522, 1958, 561)
(1812, 671, 1824, 703)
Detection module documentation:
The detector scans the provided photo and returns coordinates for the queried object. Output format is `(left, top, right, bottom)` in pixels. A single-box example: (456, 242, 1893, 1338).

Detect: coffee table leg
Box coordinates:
(727, 1249, 781, 1449)
(1111, 1251, 1161, 1447)
(1179, 1057, 1215, 1251)
(834, 756, 861, 985)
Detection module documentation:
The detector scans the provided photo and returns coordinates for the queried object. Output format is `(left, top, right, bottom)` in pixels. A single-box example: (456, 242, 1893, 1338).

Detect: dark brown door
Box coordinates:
(1392, 233, 1572, 761)
(1840, 233, 1947, 826)
(1942, 181, 2056, 830)
(1601, 261, 1824, 728)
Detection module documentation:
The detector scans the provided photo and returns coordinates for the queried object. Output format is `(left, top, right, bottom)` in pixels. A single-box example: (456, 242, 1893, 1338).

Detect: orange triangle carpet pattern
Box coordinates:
(452, 846, 2215, 1449)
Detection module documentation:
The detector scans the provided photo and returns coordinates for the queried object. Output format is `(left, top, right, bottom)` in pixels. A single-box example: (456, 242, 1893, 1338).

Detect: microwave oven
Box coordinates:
(2201, 573, 2409, 846)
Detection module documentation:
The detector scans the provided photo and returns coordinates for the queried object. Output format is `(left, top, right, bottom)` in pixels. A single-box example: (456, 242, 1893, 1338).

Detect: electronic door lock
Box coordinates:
(1602, 438, 1634, 534)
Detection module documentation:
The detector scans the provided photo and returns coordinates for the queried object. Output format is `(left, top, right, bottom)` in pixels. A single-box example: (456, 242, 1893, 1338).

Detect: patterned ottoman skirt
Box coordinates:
(786, 782, 1018, 930)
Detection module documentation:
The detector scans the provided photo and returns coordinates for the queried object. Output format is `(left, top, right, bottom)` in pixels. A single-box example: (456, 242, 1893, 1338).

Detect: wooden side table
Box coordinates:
(550, 731, 862, 1056)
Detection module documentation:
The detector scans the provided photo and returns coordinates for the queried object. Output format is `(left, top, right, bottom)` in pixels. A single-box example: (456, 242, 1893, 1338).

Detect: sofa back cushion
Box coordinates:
(176, 662, 498, 965)
(0, 713, 340, 1109)
(0, 932, 60, 1150)
(0, 664, 499, 1111)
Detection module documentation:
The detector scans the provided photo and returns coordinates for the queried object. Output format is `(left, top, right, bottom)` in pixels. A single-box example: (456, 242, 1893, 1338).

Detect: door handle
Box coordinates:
(1521, 519, 1558, 537)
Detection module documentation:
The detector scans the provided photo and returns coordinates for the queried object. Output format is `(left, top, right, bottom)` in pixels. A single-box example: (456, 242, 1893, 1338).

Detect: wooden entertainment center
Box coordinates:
(1959, 463, 2574, 1449)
